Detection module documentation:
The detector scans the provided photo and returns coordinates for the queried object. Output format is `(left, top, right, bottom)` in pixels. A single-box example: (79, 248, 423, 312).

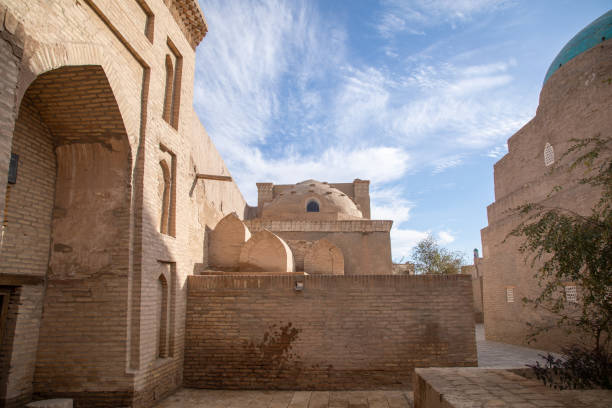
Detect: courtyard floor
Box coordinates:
(155, 325, 553, 408)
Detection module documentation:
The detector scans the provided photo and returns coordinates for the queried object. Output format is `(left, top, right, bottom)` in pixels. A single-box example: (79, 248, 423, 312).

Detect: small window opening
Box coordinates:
(565, 285, 577, 303)
(506, 287, 515, 303)
(306, 200, 319, 213)
(544, 143, 554, 167)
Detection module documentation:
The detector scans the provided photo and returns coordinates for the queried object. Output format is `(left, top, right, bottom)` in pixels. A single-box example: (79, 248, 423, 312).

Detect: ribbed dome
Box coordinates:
(544, 10, 612, 85)
(260, 180, 363, 220)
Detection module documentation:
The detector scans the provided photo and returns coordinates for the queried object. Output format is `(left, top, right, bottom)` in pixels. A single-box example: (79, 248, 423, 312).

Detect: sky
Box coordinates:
(193, 0, 612, 263)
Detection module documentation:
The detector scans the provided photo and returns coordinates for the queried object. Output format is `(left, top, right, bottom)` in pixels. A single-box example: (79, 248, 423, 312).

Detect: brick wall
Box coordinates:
(184, 274, 477, 390)
(0, 94, 55, 277)
(480, 39, 612, 351)
(0, 1, 247, 406)
(0, 6, 23, 232)
(0, 91, 54, 407)
(245, 220, 393, 275)
(460, 266, 483, 323)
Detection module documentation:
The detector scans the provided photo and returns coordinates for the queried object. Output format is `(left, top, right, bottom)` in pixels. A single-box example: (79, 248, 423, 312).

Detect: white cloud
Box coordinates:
(371, 187, 415, 224)
(437, 230, 456, 244)
(391, 228, 429, 261)
(193, 0, 534, 260)
(460, 59, 516, 76)
(387, 61, 532, 152)
(432, 155, 463, 174)
(376, 0, 510, 37)
(486, 144, 508, 158)
(377, 11, 426, 38)
(195, 0, 345, 159)
(195, 1, 531, 186)
(448, 74, 513, 95)
(235, 146, 411, 203)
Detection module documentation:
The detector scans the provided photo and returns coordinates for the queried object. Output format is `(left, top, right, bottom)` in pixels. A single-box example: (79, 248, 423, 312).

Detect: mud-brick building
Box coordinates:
(0, 1, 249, 406)
(479, 10, 612, 351)
(0, 1, 479, 406)
(246, 179, 393, 275)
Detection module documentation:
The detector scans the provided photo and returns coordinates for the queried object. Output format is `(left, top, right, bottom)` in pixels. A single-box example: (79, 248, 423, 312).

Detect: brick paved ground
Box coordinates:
(415, 367, 612, 408)
(475, 324, 556, 367)
(155, 390, 414, 408)
(156, 325, 563, 407)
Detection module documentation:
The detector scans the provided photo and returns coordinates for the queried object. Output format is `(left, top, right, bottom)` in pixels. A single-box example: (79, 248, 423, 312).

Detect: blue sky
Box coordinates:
(193, 0, 611, 263)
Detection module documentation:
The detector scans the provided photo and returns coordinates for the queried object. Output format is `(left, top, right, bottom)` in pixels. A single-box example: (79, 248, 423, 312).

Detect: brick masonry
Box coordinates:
(184, 274, 477, 390)
(0, 1, 247, 406)
(245, 220, 393, 275)
(479, 38, 612, 351)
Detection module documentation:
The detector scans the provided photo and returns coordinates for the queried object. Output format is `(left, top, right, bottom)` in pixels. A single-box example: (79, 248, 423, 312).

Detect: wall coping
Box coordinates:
(188, 273, 472, 291)
(244, 219, 393, 232)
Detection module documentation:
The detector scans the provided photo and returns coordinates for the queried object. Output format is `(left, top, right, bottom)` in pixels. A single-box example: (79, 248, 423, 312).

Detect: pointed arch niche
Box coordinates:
(155, 261, 176, 359)
(158, 144, 176, 236)
(162, 38, 183, 129)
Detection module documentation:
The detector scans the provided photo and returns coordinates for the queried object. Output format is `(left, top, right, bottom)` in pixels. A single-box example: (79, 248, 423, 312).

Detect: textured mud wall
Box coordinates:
(184, 274, 477, 390)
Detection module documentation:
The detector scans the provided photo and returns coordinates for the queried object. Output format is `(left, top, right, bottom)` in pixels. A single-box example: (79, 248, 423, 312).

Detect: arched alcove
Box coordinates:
(239, 230, 295, 272)
(304, 239, 344, 275)
(157, 274, 169, 358)
(1, 64, 133, 395)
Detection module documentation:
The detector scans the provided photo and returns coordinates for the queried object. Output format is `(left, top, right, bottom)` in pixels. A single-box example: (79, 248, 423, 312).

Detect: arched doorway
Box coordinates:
(0, 65, 133, 403)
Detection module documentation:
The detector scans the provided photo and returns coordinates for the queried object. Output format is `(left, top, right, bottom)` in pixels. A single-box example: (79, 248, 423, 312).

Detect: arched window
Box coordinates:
(544, 142, 554, 166)
(159, 160, 171, 235)
(306, 200, 319, 212)
(157, 274, 169, 358)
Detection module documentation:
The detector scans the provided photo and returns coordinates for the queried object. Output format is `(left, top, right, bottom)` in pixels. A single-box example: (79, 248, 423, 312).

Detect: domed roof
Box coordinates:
(260, 180, 363, 220)
(544, 10, 612, 85)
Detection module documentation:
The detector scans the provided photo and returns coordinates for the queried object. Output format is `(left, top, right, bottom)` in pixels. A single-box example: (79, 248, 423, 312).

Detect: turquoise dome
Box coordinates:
(544, 10, 612, 85)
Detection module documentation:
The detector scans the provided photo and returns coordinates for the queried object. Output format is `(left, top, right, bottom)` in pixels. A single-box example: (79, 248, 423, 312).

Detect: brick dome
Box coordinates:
(260, 180, 363, 220)
(544, 9, 612, 85)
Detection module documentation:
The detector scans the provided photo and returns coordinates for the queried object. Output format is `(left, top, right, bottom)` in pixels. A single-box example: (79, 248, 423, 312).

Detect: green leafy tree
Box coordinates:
(411, 235, 464, 275)
(509, 136, 611, 388)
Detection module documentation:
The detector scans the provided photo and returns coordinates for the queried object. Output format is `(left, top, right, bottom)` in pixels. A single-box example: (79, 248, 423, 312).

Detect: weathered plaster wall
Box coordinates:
(184, 274, 477, 390)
